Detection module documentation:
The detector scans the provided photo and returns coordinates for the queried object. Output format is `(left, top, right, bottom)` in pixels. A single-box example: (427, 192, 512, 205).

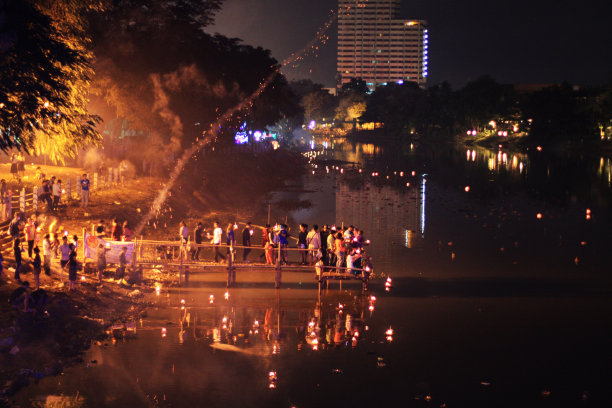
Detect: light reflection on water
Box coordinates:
(17, 139, 612, 407)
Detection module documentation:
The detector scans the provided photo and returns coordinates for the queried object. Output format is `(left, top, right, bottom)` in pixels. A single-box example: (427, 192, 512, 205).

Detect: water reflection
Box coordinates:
(172, 290, 380, 357)
(465, 147, 528, 175)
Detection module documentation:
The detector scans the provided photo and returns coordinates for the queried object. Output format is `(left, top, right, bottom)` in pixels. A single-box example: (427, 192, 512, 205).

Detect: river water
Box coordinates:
(14, 140, 612, 407)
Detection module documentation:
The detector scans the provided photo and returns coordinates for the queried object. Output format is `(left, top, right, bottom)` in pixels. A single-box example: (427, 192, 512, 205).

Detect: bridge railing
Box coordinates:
(132, 239, 372, 289)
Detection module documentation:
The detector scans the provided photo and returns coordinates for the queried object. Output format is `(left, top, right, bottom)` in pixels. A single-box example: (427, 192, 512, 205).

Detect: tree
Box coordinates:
(0, 0, 100, 158)
(89, 0, 298, 150)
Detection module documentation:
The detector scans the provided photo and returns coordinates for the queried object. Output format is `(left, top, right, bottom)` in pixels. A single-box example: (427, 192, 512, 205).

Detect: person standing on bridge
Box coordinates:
(307, 225, 321, 266)
(298, 224, 308, 265)
(192, 222, 204, 260)
(211, 222, 225, 263)
(226, 223, 235, 261)
(179, 221, 189, 260)
(242, 222, 252, 262)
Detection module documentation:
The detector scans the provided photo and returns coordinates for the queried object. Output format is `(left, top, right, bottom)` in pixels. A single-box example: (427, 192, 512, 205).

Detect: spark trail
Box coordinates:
(134, 8, 342, 236)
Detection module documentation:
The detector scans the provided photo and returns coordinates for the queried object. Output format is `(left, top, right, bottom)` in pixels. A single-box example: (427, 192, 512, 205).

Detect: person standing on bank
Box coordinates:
(24, 216, 37, 259)
(13, 238, 22, 282)
(32, 247, 41, 290)
(80, 174, 90, 208)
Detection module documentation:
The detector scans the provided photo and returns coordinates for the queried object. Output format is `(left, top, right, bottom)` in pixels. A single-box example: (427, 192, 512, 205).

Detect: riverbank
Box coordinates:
(0, 147, 308, 403)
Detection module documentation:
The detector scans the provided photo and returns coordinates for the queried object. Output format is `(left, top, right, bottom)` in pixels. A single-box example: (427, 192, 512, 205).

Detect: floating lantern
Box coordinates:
(464, 186, 470, 192)
(536, 213, 543, 219)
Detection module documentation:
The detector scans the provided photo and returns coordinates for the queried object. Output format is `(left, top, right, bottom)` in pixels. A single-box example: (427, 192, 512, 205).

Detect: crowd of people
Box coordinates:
(1, 211, 80, 291)
(94, 218, 133, 242)
(175, 221, 372, 275)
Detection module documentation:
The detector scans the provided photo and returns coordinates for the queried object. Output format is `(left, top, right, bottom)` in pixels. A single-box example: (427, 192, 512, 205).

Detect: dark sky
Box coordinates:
(210, 0, 612, 88)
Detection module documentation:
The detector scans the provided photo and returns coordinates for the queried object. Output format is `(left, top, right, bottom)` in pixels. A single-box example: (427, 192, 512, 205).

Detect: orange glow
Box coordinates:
(536, 213, 542, 219)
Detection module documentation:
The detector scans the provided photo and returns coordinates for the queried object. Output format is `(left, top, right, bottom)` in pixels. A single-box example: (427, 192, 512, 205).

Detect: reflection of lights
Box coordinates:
(81, 276, 85, 281)
(222, 316, 228, 323)
(161, 327, 167, 337)
(386, 327, 394, 336)
(370, 296, 376, 301)
(268, 371, 278, 389)
(224, 291, 229, 300)
(155, 285, 161, 296)
(209, 294, 214, 304)
(369, 305, 375, 312)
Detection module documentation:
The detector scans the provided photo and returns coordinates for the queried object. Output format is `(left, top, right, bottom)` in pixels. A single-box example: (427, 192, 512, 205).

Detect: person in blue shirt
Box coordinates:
(226, 223, 235, 260)
(279, 224, 289, 265)
(80, 173, 90, 208)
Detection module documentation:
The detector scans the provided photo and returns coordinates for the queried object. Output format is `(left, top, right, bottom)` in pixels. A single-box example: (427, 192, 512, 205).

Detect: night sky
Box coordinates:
(210, 0, 612, 88)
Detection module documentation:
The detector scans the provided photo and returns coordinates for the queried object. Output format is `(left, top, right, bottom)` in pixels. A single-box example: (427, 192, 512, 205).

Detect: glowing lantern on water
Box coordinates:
(536, 213, 543, 219)
(464, 186, 470, 192)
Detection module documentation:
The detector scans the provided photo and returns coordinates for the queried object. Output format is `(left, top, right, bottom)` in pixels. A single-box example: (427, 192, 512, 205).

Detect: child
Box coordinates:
(32, 246, 41, 290)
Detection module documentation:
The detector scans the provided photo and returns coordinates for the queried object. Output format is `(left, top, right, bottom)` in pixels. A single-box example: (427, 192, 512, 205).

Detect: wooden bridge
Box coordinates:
(132, 239, 372, 290)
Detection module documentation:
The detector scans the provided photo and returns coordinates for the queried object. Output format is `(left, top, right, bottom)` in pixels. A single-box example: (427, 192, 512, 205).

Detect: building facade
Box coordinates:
(337, 0, 428, 89)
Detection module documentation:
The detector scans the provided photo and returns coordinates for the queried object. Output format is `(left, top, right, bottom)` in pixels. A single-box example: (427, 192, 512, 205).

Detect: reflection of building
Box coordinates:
(337, 0, 428, 89)
(336, 181, 420, 235)
(335, 180, 424, 263)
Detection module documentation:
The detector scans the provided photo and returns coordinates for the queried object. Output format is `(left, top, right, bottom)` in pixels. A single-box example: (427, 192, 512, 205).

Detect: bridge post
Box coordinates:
(227, 246, 231, 287)
(179, 246, 183, 286)
(275, 244, 281, 289)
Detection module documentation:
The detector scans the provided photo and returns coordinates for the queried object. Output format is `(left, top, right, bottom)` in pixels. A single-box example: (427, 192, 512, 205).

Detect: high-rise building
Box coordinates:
(337, 0, 428, 89)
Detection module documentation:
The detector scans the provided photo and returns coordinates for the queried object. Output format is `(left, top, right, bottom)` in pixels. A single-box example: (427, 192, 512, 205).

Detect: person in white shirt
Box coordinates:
(179, 221, 189, 259)
(52, 180, 62, 210)
(43, 234, 53, 276)
(306, 225, 321, 265)
(211, 221, 225, 263)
